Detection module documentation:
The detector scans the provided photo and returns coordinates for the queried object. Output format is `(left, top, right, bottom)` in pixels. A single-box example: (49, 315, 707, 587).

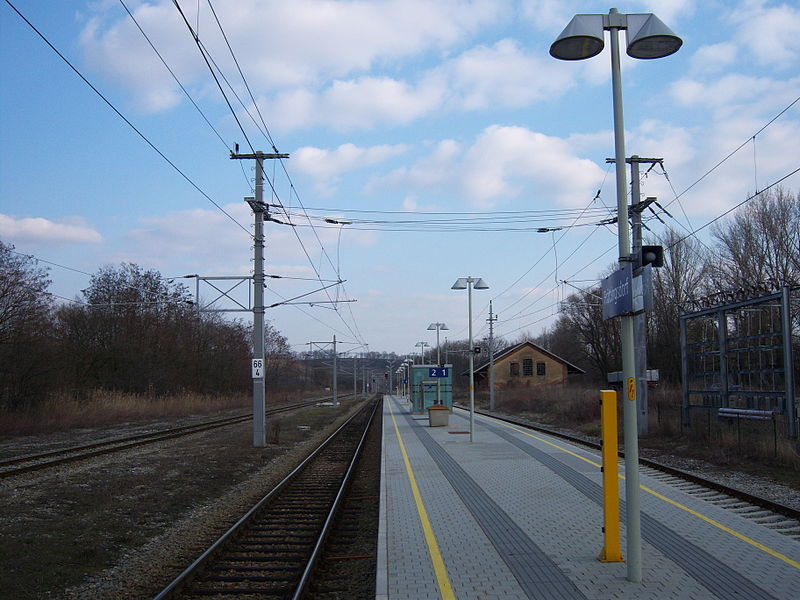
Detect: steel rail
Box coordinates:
(456, 404, 800, 521)
(1, 396, 347, 478)
(152, 397, 376, 600)
(291, 398, 380, 599)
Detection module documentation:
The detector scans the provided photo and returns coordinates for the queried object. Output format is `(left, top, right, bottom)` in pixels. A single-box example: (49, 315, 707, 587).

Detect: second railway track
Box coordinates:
(0, 397, 337, 479)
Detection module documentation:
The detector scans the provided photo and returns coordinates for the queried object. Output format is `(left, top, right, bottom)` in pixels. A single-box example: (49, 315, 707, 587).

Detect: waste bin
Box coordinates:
(427, 404, 450, 427)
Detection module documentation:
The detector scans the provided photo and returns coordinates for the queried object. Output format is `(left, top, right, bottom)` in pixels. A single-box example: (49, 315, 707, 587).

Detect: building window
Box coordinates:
(523, 359, 533, 376)
(537, 362, 546, 377)
(510, 362, 520, 377)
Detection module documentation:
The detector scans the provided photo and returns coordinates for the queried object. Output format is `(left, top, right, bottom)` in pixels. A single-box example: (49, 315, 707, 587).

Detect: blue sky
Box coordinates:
(1, 0, 798, 356)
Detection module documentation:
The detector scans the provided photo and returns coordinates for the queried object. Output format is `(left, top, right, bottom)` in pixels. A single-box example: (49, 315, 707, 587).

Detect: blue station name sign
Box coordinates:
(602, 264, 633, 320)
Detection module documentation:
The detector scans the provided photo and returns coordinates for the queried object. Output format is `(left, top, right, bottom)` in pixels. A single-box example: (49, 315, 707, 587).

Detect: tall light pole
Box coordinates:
(428, 322, 449, 405)
(452, 277, 489, 442)
(550, 8, 681, 584)
(427, 322, 448, 364)
(415, 341, 429, 364)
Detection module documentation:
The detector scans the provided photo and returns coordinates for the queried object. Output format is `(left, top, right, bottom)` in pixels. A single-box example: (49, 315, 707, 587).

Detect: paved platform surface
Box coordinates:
(376, 395, 800, 600)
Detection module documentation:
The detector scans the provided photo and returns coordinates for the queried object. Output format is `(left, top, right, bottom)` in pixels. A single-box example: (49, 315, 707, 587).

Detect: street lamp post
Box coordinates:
(452, 277, 489, 442)
(415, 341, 429, 364)
(550, 8, 681, 584)
(427, 322, 449, 405)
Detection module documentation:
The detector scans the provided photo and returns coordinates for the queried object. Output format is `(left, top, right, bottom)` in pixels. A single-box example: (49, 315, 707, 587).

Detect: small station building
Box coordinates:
(471, 341, 585, 388)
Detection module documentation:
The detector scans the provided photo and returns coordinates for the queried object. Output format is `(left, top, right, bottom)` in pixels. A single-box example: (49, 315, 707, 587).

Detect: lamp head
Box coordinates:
(626, 13, 682, 59)
(550, 14, 604, 60)
(473, 278, 489, 290)
(451, 278, 468, 290)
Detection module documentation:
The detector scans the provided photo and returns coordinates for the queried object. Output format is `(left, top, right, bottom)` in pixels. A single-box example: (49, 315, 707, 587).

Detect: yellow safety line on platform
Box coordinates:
(472, 411, 800, 571)
(641, 484, 800, 570)
(390, 403, 456, 600)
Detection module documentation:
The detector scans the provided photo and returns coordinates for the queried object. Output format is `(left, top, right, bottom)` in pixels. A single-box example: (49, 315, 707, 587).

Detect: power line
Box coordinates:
(666, 167, 800, 251)
(119, 0, 228, 150)
(10, 250, 94, 277)
(199, 2, 367, 346)
(171, 1, 366, 346)
(4, 0, 251, 237)
(171, 0, 256, 153)
(205, 0, 279, 152)
(491, 187, 609, 309)
(661, 95, 800, 212)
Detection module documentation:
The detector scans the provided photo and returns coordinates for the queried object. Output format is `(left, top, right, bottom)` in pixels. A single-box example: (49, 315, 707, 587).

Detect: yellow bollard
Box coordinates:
(598, 389, 624, 562)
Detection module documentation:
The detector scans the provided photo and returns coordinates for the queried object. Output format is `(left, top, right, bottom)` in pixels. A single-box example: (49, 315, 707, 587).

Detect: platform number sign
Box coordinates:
(428, 367, 449, 378)
(252, 358, 264, 379)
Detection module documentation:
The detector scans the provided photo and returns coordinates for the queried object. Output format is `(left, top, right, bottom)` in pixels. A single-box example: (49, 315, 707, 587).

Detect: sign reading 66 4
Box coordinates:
(252, 359, 264, 379)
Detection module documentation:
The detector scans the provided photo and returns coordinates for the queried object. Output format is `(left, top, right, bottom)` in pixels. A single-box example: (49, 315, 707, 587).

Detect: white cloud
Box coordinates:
(440, 39, 574, 110)
(629, 119, 695, 171)
(80, 0, 509, 113)
(316, 76, 443, 129)
(689, 42, 738, 76)
(370, 126, 606, 209)
(368, 139, 462, 194)
(264, 38, 586, 133)
(293, 142, 409, 195)
(638, 0, 696, 26)
(0, 215, 103, 245)
(462, 125, 607, 208)
(729, 1, 800, 68)
(124, 203, 377, 281)
(79, 7, 198, 113)
(265, 76, 445, 132)
(125, 205, 252, 272)
(670, 73, 800, 113)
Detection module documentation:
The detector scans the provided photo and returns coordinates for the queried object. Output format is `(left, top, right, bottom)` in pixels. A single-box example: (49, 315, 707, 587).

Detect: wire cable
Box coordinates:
(4, 0, 251, 237)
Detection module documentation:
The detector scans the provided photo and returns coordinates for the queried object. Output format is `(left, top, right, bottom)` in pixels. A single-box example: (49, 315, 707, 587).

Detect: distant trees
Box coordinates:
(0, 257, 302, 410)
(710, 187, 800, 290)
(533, 188, 799, 383)
(0, 242, 55, 408)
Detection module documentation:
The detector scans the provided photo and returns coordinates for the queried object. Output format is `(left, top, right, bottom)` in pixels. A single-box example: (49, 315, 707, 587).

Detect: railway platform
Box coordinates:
(376, 394, 800, 600)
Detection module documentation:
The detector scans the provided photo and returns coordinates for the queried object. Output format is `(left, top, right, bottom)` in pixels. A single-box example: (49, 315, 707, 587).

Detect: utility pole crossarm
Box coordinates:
(231, 149, 290, 448)
(230, 152, 290, 160)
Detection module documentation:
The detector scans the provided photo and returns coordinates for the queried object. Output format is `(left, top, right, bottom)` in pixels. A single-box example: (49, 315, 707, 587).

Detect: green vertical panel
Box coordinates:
(411, 364, 454, 410)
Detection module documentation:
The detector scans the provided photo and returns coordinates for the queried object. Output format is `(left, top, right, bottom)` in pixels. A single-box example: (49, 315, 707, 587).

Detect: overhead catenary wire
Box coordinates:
(172, 1, 366, 346)
(659, 95, 800, 214)
(119, 0, 253, 191)
(198, 2, 367, 344)
(119, 0, 228, 151)
(4, 0, 252, 238)
(665, 167, 800, 251)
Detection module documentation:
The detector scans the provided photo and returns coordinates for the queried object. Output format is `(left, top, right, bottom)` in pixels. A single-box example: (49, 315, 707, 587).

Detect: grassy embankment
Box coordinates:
(0, 390, 307, 436)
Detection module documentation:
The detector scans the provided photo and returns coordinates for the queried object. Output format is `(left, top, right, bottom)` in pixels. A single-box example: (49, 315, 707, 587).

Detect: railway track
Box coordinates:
(153, 396, 381, 600)
(0, 397, 336, 479)
(458, 404, 800, 540)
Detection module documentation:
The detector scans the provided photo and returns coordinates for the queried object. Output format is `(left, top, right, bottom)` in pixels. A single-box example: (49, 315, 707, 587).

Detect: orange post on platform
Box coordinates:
(599, 389, 624, 562)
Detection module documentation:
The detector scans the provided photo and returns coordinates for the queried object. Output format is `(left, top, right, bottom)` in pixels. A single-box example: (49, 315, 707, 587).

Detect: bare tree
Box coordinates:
(710, 187, 799, 290)
(559, 286, 620, 380)
(0, 241, 52, 345)
(650, 229, 711, 382)
(0, 241, 54, 408)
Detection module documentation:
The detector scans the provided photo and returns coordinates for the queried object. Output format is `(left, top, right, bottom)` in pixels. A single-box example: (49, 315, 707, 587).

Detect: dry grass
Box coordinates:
(0, 390, 255, 436)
